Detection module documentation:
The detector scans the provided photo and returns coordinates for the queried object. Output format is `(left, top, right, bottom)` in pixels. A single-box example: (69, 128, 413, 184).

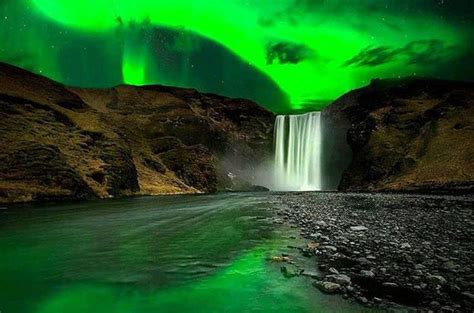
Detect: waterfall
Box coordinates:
(273, 112, 322, 191)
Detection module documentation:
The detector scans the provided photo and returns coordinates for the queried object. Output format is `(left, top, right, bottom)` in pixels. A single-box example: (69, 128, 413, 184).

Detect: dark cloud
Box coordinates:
(266, 42, 314, 65)
(344, 46, 398, 67)
(344, 40, 456, 67)
(402, 40, 452, 65)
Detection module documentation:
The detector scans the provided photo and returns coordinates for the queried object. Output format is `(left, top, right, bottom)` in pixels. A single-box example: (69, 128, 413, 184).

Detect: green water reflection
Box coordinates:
(0, 194, 374, 313)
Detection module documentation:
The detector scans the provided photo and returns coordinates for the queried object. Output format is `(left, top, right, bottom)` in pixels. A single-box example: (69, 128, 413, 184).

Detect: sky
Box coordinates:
(0, 0, 472, 113)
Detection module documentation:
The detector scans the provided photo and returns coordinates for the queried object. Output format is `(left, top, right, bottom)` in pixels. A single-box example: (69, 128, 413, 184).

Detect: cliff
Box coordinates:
(323, 78, 474, 192)
(0, 63, 274, 203)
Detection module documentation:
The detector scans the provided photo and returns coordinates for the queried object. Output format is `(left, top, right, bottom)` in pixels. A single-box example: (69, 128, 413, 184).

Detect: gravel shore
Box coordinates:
(274, 192, 474, 312)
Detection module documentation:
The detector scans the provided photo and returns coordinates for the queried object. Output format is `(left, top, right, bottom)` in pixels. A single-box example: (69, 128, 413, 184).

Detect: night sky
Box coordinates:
(0, 0, 472, 112)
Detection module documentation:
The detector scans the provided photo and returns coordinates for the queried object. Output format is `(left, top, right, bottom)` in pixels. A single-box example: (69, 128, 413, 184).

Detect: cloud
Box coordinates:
(266, 41, 314, 65)
(344, 40, 456, 67)
(344, 46, 398, 67)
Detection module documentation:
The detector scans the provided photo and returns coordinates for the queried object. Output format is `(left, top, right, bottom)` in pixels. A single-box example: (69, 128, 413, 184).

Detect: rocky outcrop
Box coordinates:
(323, 78, 474, 192)
(0, 63, 274, 203)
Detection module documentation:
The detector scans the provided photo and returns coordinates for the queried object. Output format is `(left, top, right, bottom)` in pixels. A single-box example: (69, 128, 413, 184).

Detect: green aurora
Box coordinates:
(0, 0, 472, 112)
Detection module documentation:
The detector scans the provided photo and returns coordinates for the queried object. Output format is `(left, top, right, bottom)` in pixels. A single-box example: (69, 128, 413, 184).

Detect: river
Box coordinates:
(0, 193, 377, 313)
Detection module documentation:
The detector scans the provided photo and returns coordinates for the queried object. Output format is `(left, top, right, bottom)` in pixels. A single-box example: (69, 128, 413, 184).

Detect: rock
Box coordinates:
(439, 306, 455, 313)
(160, 145, 217, 192)
(322, 245, 337, 252)
(306, 242, 320, 249)
(0, 63, 275, 203)
(270, 256, 289, 262)
(429, 300, 440, 307)
(428, 275, 447, 285)
(227, 182, 270, 192)
(0, 143, 96, 202)
(461, 291, 474, 301)
(315, 221, 327, 227)
(350, 226, 368, 231)
(400, 243, 411, 249)
(325, 274, 351, 285)
(325, 77, 474, 193)
(360, 270, 375, 278)
(356, 257, 371, 265)
(441, 261, 457, 271)
(301, 270, 320, 279)
(280, 264, 301, 278)
(313, 281, 341, 294)
(373, 297, 382, 304)
(319, 235, 330, 242)
(356, 296, 368, 304)
(415, 264, 426, 270)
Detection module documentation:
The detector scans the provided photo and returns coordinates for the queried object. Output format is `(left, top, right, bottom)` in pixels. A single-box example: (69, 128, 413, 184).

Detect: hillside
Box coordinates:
(0, 63, 274, 203)
(323, 78, 474, 192)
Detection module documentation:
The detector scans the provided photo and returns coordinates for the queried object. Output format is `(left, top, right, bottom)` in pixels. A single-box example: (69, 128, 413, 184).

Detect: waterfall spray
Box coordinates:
(273, 112, 322, 191)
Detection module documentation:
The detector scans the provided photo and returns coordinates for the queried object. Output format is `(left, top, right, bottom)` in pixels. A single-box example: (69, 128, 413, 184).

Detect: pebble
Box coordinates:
(313, 281, 341, 294)
(350, 225, 368, 231)
(325, 274, 351, 285)
(360, 270, 375, 278)
(400, 243, 411, 249)
(428, 275, 447, 285)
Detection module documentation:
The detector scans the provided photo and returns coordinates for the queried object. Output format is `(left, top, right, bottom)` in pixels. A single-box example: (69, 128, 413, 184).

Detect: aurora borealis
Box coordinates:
(0, 0, 472, 112)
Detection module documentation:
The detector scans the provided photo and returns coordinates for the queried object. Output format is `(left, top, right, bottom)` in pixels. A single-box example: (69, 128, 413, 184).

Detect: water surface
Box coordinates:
(0, 193, 373, 313)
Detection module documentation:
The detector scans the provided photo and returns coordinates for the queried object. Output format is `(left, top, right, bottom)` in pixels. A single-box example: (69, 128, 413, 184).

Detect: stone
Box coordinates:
(270, 256, 289, 262)
(461, 291, 474, 301)
(306, 242, 320, 249)
(441, 261, 457, 271)
(429, 301, 440, 309)
(350, 225, 368, 231)
(325, 274, 351, 285)
(428, 275, 447, 285)
(322, 245, 337, 252)
(301, 270, 320, 279)
(357, 296, 368, 304)
(356, 257, 371, 265)
(315, 221, 327, 227)
(313, 281, 341, 294)
(280, 264, 301, 278)
(360, 270, 375, 278)
(415, 264, 426, 270)
(439, 306, 455, 313)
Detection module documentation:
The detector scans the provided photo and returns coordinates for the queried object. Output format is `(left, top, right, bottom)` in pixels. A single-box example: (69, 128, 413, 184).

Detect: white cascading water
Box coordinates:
(273, 112, 322, 191)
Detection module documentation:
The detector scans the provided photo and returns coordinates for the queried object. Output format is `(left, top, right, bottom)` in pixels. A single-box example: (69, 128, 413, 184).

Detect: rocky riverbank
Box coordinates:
(274, 192, 474, 312)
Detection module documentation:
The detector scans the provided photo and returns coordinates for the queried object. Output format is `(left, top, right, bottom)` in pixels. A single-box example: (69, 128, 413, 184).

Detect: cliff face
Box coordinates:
(0, 63, 274, 203)
(323, 78, 474, 192)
